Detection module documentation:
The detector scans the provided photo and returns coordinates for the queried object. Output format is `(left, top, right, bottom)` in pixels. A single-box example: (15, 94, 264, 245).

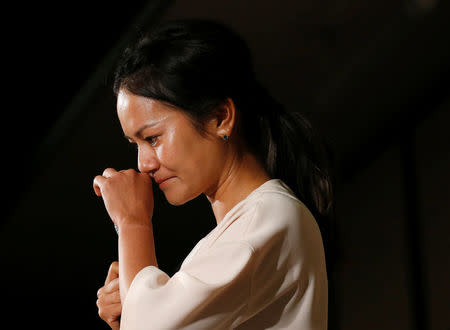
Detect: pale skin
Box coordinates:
(94, 88, 271, 329)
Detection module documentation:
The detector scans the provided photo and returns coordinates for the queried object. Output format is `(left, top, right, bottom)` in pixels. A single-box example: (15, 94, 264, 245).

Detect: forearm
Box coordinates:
(118, 221, 158, 302)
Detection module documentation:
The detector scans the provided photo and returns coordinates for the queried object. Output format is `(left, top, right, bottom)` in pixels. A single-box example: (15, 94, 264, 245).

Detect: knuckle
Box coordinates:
(102, 167, 114, 175)
(107, 316, 117, 324)
(93, 176, 102, 186)
(130, 169, 140, 177)
(111, 261, 119, 270)
(103, 284, 111, 293)
(109, 278, 119, 289)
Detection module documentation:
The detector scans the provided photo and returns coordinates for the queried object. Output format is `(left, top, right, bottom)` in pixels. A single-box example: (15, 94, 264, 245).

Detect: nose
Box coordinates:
(137, 144, 160, 175)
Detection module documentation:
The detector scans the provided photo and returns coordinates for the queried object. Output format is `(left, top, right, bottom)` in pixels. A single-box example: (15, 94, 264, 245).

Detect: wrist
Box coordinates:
(117, 222, 154, 239)
(116, 216, 153, 230)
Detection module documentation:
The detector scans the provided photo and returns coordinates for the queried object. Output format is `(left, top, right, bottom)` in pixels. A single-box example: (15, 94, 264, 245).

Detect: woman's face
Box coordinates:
(117, 88, 227, 205)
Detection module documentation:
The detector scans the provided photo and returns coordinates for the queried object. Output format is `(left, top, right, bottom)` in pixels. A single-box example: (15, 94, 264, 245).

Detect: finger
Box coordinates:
(93, 175, 107, 196)
(104, 278, 119, 294)
(97, 286, 121, 305)
(105, 261, 119, 285)
(97, 278, 119, 297)
(102, 168, 118, 178)
(99, 287, 121, 305)
(97, 302, 122, 323)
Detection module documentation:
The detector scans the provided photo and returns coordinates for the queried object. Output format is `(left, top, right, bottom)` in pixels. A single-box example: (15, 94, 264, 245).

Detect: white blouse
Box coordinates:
(120, 179, 328, 329)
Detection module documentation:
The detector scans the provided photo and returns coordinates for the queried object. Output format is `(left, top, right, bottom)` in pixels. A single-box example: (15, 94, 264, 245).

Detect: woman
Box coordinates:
(94, 18, 334, 329)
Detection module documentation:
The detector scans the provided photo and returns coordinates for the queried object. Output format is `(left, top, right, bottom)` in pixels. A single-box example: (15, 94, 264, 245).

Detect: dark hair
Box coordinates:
(113, 18, 336, 276)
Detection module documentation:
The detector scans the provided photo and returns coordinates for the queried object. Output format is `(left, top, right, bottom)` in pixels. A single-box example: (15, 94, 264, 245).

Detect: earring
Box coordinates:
(223, 134, 229, 141)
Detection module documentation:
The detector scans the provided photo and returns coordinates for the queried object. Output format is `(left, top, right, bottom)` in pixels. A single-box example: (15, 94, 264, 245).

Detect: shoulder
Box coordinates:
(242, 180, 323, 257)
(243, 179, 316, 232)
(248, 186, 307, 225)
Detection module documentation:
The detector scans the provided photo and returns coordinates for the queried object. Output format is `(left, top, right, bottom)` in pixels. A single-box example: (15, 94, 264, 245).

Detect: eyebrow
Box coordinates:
(124, 120, 163, 140)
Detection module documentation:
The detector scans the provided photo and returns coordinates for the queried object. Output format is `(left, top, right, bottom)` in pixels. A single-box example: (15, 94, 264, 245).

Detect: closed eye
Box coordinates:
(145, 136, 159, 147)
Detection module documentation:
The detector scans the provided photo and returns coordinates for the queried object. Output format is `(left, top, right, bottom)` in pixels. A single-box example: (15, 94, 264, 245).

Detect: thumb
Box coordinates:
(105, 261, 119, 285)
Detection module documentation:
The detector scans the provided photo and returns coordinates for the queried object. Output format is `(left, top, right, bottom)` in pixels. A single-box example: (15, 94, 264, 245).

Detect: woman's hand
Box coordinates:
(97, 261, 121, 330)
(93, 168, 154, 228)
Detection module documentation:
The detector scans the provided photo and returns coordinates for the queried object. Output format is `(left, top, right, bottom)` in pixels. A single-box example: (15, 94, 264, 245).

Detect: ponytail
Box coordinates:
(113, 18, 336, 276)
(238, 82, 336, 276)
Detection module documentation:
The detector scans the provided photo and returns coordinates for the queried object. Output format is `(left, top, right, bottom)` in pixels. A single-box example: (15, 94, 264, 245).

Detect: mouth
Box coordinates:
(158, 177, 174, 188)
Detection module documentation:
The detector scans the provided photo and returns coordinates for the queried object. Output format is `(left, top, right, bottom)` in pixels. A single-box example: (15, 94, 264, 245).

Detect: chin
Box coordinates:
(166, 196, 186, 206)
(163, 187, 199, 206)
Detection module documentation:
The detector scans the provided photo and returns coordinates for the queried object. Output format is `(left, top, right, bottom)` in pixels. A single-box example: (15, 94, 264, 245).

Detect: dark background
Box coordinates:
(1, 0, 449, 329)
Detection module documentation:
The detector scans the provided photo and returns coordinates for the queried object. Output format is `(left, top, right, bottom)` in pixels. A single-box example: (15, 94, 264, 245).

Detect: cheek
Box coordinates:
(166, 131, 216, 173)
(156, 129, 196, 170)
(186, 140, 224, 180)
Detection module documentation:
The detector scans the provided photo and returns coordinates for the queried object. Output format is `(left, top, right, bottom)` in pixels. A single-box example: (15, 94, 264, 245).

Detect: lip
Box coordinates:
(157, 177, 174, 187)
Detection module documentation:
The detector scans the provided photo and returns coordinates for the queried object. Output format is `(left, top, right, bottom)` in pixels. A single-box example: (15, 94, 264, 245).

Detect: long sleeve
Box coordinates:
(120, 240, 255, 330)
(119, 179, 328, 330)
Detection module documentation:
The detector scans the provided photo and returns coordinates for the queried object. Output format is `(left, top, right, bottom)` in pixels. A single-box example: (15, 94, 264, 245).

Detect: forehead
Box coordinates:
(116, 89, 172, 121)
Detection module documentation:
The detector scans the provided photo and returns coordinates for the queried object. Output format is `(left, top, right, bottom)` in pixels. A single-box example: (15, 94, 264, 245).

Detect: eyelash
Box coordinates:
(128, 135, 159, 152)
(145, 136, 159, 146)
(130, 136, 159, 150)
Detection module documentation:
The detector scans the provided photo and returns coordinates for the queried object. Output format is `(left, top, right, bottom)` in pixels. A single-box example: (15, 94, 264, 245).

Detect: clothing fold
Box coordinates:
(120, 179, 328, 330)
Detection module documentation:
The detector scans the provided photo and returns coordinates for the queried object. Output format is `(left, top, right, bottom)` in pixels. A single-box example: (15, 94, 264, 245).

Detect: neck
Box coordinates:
(204, 151, 272, 225)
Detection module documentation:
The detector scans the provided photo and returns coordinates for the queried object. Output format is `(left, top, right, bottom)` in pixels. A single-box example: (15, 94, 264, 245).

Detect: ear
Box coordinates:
(211, 97, 236, 139)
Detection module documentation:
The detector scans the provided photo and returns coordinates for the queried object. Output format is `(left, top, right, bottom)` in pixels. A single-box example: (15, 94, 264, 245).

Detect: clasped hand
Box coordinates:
(93, 168, 154, 228)
(97, 261, 121, 330)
